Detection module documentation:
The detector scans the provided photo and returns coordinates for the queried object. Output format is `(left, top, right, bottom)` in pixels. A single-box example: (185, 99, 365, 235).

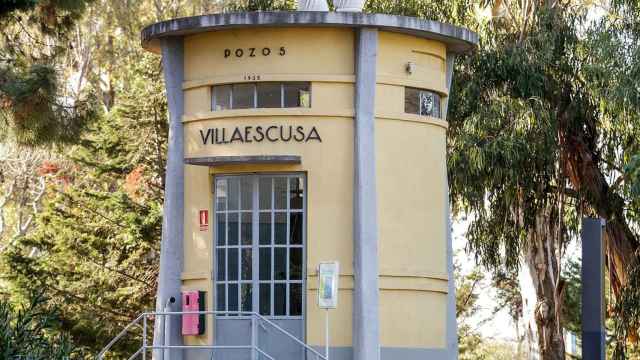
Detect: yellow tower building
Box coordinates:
(138, 10, 477, 360)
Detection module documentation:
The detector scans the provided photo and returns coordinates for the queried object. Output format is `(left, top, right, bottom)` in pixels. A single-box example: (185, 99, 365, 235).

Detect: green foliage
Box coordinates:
(0, 292, 77, 359)
(612, 265, 640, 358)
(0, 63, 97, 145)
(0, 0, 96, 146)
(492, 269, 522, 323)
(0, 0, 38, 18)
(365, 0, 474, 26)
(449, 8, 583, 272)
(612, 151, 640, 358)
(1, 51, 166, 355)
(562, 259, 581, 336)
(4, 188, 161, 355)
(223, 0, 295, 11)
(0, 0, 638, 358)
(455, 257, 522, 359)
(2, 0, 91, 35)
(455, 257, 484, 319)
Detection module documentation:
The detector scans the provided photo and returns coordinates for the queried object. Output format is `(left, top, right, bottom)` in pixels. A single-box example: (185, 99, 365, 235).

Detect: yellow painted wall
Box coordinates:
(184, 27, 354, 83)
(181, 25, 357, 348)
(375, 32, 450, 349)
(178, 26, 451, 351)
(377, 31, 447, 94)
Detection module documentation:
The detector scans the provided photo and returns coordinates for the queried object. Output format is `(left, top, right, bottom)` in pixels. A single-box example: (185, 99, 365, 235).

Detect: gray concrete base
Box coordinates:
(311, 346, 353, 360)
(311, 346, 449, 360)
(382, 347, 448, 360)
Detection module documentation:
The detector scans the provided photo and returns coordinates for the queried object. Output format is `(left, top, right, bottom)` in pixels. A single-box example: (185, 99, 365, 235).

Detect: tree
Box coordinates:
(448, 1, 640, 358)
(1, 1, 639, 358)
(0, 0, 224, 355)
(2, 52, 167, 355)
(0, 292, 77, 359)
(455, 255, 522, 359)
(0, 0, 96, 146)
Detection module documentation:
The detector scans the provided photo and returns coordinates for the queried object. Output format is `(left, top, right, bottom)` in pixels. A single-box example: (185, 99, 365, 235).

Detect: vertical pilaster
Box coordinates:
(582, 218, 606, 360)
(154, 36, 185, 360)
(443, 52, 459, 360)
(353, 27, 380, 360)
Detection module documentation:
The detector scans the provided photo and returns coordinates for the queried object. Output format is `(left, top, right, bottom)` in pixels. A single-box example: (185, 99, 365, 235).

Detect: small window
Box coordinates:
(232, 83, 255, 109)
(212, 82, 311, 111)
(405, 87, 441, 118)
(213, 85, 232, 111)
(257, 82, 282, 108)
(284, 82, 310, 108)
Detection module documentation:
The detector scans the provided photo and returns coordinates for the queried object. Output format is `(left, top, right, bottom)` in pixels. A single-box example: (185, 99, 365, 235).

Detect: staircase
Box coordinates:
(97, 311, 327, 360)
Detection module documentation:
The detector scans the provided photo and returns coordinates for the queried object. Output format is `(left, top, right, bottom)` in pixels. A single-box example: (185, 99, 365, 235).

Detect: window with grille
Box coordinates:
(214, 174, 305, 318)
(212, 83, 311, 111)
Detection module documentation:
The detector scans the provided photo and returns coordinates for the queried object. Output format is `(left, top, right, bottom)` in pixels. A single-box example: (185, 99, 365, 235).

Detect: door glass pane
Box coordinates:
(241, 284, 252, 312)
(260, 284, 271, 315)
(228, 213, 239, 246)
(216, 213, 226, 246)
(274, 248, 286, 280)
(257, 83, 282, 108)
(241, 213, 252, 245)
(274, 284, 286, 316)
(227, 178, 239, 211)
(213, 85, 231, 111)
(259, 213, 271, 245)
(216, 284, 226, 311)
(274, 213, 286, 245)
(228, 248, 238, 281)
(289, 177, 304, 210)
(289, 213, 302, 245)
(259, 248, 271, 281)
(228, 284, 238, 313)
(217, 249, 226, 281)
(274, 178, 287, 209)
(240, 177, 252, 210)
(290, 284, 302, 316)
(216, 179, 227, 210)
(289, 248, 302, 280)
(259, 178, 272, 210)
(232, 83, 255, 109)
(241, 248, 252, 280)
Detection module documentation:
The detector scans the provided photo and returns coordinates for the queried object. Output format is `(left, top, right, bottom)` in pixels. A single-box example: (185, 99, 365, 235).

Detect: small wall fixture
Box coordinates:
(406, 61, 416, 75)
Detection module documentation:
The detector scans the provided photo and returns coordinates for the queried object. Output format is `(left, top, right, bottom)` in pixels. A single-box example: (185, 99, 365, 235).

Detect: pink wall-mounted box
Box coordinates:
(182, 291, 206, 336)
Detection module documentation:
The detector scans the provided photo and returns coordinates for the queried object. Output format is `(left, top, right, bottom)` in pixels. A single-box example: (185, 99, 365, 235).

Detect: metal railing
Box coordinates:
(97, 311, 327, 360)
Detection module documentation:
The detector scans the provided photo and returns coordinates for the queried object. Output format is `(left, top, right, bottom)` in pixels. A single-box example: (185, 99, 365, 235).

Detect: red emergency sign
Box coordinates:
(199, 210, 209, 231)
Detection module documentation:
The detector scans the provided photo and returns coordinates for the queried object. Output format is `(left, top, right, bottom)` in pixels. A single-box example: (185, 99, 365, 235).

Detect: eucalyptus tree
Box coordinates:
(448, 0, 640, 358)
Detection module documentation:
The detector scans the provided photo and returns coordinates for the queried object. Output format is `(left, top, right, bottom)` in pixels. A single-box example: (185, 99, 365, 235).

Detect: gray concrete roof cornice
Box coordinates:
(141, 11, 478, 54)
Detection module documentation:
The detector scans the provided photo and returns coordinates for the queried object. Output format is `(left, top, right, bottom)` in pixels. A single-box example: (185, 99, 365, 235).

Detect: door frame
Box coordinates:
(211, 172, 308, 343)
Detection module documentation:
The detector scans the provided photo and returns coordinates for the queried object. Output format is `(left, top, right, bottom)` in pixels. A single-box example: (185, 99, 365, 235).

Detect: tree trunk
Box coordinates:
(556, 83, 640, 295)
(521, 208, 566, 360)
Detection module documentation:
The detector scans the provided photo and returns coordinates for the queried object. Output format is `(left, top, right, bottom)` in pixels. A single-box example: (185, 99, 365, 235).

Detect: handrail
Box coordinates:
(97, 310, 327, 360)
(254, 312, 327, 359)
(145, 310, 327, 359)
(125, 348, 143, 360)
(97, 313, 144, 359)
